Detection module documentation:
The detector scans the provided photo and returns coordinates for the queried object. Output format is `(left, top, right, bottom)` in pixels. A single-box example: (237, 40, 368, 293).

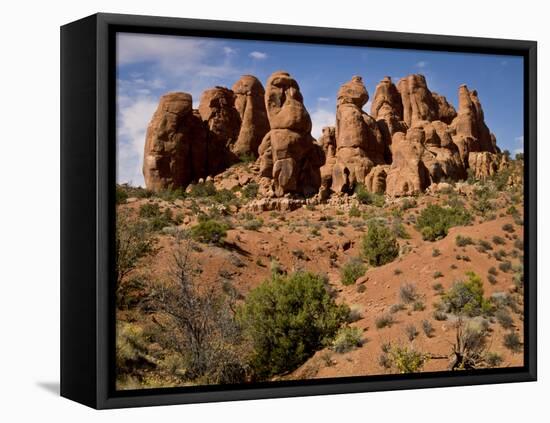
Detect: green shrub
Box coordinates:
(188, 181, 217, 197)
(492, 235, 506, 245)
(442, 272, 492, 317)
(499, 261, 512, 273)
(361, 220, 399, 266)
(496, 309, 514, 329)
(503, 332, 522, 353)
(241, 182, 259, 200)
(477, 239, 493, 252)
(190, 219, 228, 245)
(243, 218, 263, 231)
(432, 282, 444, 294)
(488, 266, 498, 276)
(340, 257, 366, 286)
(355, 184, 385, 207)
(432, 248, 441, 257)
(388, 345, 428, 373)
(348, 205, 361, 218)
(433, 271, 443, 279)
(486, 352, 503, 367)
(456, 235, 474, 247)
(332, 326, 363, 353)
(416, 204, 472, 241)
(487, 274, 497, 285)
(139, 202, 161, 218)
(502, 223, 515, 233)
(116, 186, 129, 204)
(238, 271, 350, 379)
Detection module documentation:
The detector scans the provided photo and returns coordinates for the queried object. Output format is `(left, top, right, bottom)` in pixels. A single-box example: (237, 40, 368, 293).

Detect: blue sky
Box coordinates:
(117, 32, 524, 186)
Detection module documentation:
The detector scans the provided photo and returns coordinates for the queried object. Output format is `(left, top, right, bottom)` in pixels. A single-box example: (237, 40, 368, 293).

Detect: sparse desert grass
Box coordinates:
(356, 284, 366, 293)
(394, 268, 403, 275)
(488, 266, 498, 276)
(405, 324, 419, 341)
(413, 300, 426, 311)
(422, 319, 435, 337)
(389, 303, 406, 314)
(433, 310, 448, 321)
(399, 282, 418, 304)
(432, 248, 441, 257)
(433, 271, 443, 279)
(375, 313, 395, 329)
(487, 274, 497, 285)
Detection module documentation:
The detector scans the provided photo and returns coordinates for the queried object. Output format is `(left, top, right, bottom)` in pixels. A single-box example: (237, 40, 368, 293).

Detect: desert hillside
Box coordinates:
(115, 70, 524, 389)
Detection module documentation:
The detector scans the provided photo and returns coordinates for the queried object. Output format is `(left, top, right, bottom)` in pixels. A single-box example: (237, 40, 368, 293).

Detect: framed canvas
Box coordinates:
(60, 13, 537, 409)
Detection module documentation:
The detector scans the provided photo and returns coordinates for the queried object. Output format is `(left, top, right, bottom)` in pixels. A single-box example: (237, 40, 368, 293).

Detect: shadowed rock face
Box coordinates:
(332, 76, 385, 193)
(231, 75, 270, 158)
(432, 92, 457, 125)
(143, 92, 207, 191)
(198, 87, 242, 175)
(259, 71, 324, 197)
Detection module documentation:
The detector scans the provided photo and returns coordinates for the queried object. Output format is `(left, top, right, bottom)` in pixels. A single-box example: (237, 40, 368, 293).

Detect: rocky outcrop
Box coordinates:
(450, 84, 499, 164)
(332, 76, 385, 193)
(397, 74, 439, 127)
(258, 71, 324, 197)
(143, 72, 505, 198)
(365, 165, 390, 194)
(386, 120, 466, 196)
(371, 76, 407, 162)
(198, 87, 241, 175)
(231, 75, 270, 158)
(468, 151, 508, 179)
(143, 92, 207, 191)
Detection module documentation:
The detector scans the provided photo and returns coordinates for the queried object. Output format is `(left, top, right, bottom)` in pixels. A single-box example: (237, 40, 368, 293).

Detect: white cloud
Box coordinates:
(116, 95, 158, 186)
(249, 51, 268, 60)
(415, 61, 428, 68)
(514, 148, 524, 156)
(515, 135, 524, 144)
(310, 108, 335, 140)
(317, 97, 329, 102)
(224, 46, 237, 56)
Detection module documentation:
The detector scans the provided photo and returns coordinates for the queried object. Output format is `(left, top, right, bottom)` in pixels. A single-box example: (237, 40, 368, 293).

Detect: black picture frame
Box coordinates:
(60, 12, 537, 409)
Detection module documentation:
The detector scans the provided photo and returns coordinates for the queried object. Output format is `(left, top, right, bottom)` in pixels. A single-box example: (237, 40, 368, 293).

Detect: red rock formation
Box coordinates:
(332, 76, 385, 193)
(432, 92, 457, 125)
(258, 71, 324, 197)
(370, 76, 408, 162)
(450, 84, 499, 165)
(231, 75, 270, 158)
(397, 74, 439, 127)
(143, 92, 207, 191)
